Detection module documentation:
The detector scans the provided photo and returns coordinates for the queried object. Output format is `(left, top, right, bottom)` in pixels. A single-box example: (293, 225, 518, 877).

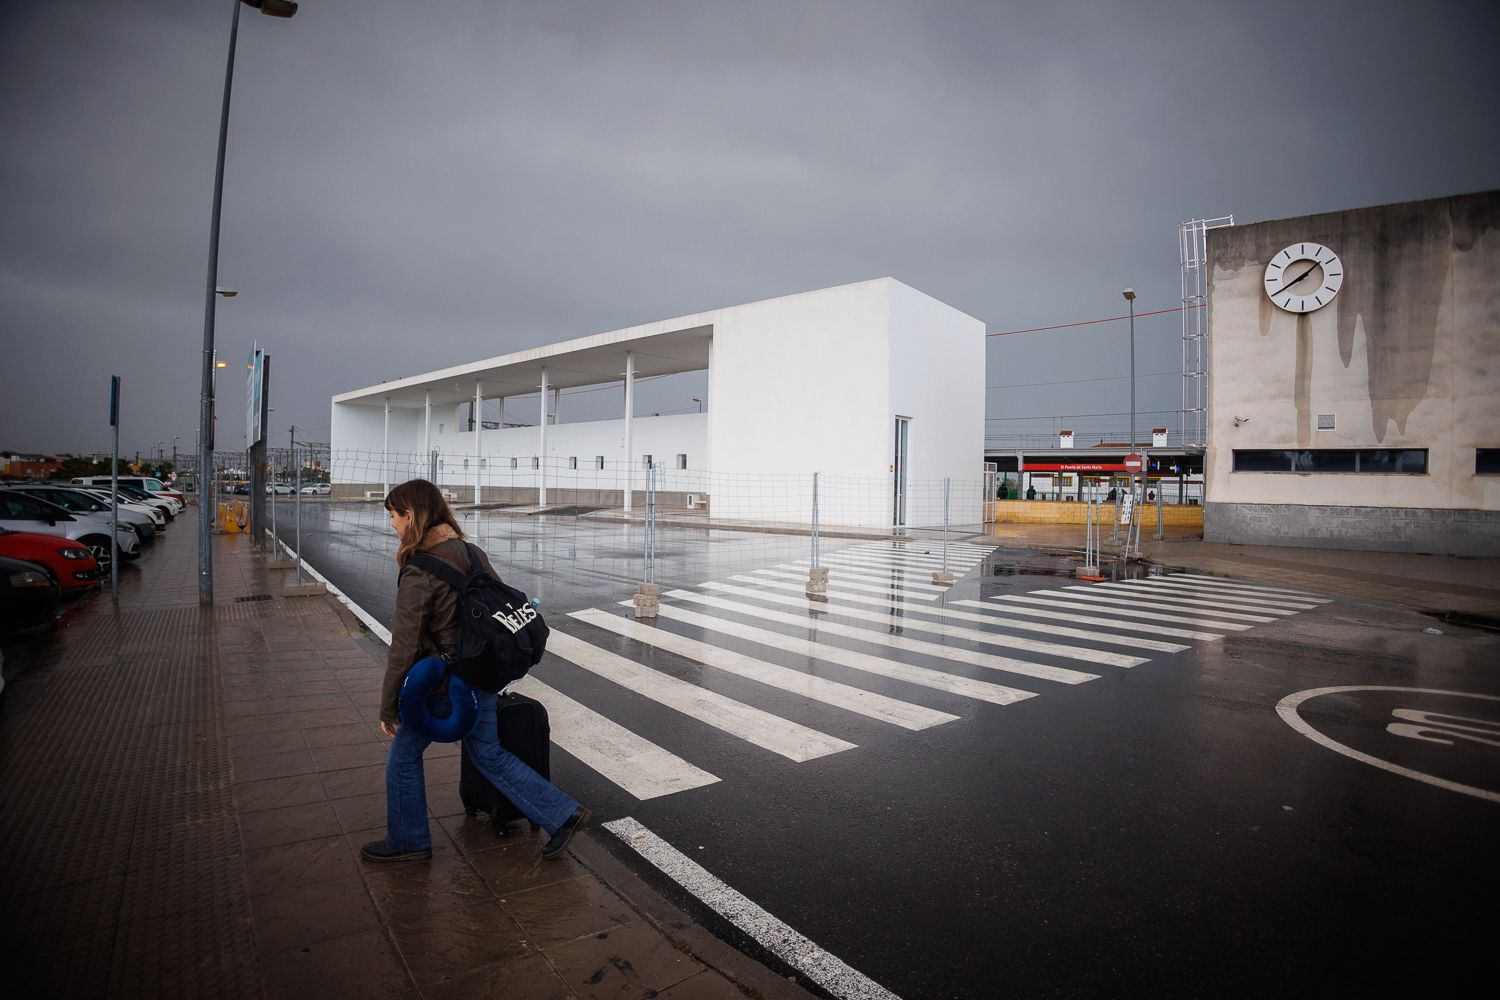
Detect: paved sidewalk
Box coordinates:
(0, 522, 811, 1000)
(981, 520, 1500, 617)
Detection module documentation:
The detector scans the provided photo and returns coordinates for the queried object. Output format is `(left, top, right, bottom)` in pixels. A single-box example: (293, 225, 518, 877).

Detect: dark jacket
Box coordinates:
(382, 536, 500, 724)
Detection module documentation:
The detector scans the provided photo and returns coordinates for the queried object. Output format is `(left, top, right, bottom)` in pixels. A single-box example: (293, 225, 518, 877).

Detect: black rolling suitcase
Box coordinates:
(459, 691, 551, 836)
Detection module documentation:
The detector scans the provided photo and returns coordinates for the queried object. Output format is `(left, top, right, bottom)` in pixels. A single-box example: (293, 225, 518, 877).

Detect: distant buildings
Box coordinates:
(1, 454, 61, 479)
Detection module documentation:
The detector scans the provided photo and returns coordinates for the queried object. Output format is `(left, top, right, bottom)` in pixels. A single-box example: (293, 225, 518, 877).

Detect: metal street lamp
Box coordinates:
(1122, 288, 1136, 454)
(691, 397, 702, 413)
(196, 1, 297, 605)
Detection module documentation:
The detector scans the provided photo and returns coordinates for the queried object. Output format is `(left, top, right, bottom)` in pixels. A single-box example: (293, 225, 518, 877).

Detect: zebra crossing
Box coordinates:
(513, 541, 1331, 801)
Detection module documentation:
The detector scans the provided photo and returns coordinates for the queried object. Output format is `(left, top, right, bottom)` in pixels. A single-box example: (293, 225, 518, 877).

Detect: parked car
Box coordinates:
(0, 528, 99, 593)
(0, 489, 139, 572)
(74, 487, 167, 527)
(266, 482, 295, 495)
(299, 483, 332, 495)
(232, 482, 252, 495)
(115, 483, 179, 520)
(70, 475, 186, 508)
(0, 554, 60, 633)
(11, 485, 158, 542)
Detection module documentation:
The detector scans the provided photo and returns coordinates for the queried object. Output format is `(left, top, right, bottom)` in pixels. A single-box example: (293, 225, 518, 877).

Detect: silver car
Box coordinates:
(9, 485, 158, 543)
(0, 489, 139, 571)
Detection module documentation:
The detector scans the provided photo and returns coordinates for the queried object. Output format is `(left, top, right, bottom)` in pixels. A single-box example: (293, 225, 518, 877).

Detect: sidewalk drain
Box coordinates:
(234, 594, 274, 603)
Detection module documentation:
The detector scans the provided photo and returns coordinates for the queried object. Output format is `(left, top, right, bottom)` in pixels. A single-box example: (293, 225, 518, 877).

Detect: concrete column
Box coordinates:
(539, 366, 549, 507)
(382, 398, 390, 494)
(473, 381, 483, 504)
(704, 334, 714, 476)
(552, 387, 561, 425)
(423, 389, 431, 468)
(623, 352, 635, 513)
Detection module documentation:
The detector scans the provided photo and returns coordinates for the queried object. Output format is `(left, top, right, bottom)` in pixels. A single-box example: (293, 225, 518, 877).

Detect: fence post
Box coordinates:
(430, 448, 438, 482)
(293, 439, 303, 584)
(933, 478, 956, 585)
(807, 472, 827, 597)
(633, 463, 659, 618)
(1154, 484, 1164, 541)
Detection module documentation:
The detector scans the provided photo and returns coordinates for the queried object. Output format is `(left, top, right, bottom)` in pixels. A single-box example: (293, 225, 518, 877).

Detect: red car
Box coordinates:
(0, 527, 100, 593)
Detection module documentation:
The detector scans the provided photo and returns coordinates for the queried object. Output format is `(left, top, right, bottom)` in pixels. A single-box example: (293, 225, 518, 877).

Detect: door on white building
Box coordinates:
(893, 416, 909, 528)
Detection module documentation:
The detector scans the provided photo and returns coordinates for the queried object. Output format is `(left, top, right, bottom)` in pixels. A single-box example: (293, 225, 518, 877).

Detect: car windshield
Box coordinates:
(118, 485, 150, 500)
(39, 490, 100, 512)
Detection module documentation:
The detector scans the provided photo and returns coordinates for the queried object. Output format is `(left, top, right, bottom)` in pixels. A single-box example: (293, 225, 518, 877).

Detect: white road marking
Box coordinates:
(570, 608, 958, 731)
(984, 594, 1252, 631)
(705, 581, 1146, 670)
(1050, 588, 1280, 623)
(1128, 578, 1323, 609)
(605, 817, 903, 1000)
(515, 676, 721, 800)
(829, 550, 982, 571)
(647, 603, 1036, 706)
(953, 599, 1226, 642)
(1073, 583, 1297, 617)
(788, 561, 950, 593)
(546, 630, 856, 762)
(1276, 686, 1500, 804)
(663, 589, 1099, 685)
(735, 575, 1188, 653)
(1172, 573, 1329, 599)
(754, 568, 941, 601)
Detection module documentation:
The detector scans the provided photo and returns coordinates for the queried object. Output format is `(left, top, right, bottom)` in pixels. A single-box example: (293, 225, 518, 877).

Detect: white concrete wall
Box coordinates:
(889, 280, 987, 526)
(707, 280, 893, 523)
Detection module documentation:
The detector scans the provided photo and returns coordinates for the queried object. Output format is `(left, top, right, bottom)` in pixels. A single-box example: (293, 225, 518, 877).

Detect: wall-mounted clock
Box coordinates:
(1264, 242, 1343, 313)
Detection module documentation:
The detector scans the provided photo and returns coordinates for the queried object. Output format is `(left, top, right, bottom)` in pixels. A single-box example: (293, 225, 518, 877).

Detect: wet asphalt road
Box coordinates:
(272, 500, 1500, 998)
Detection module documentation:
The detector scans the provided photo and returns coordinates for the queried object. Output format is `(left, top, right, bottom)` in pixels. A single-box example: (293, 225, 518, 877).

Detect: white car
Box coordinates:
(76, 488, 168, 527)
(299, 483, 331, 495)
(266, 482, 296, 495)
(0, 489, 139, 571)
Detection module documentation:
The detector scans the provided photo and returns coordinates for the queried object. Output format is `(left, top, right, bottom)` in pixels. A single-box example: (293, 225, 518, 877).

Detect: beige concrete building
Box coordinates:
(1203, 190, 1500, 556)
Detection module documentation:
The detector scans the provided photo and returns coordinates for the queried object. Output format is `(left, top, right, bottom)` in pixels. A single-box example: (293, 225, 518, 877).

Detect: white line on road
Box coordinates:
(515, 676, 721, 800)
(735, 575, 1188, 654)
(646, 603, 1036, 706)
(662, 589, 1099, 685)
(984, 594, 1252, 631)
(1048, 588, 1280, 623)
(705, 581, 1146, 670)
(788, 561, 950, 593)
(605, 817, 903, 1000)
(546, 630, 856, 762)
(1126, 578, 1322, 609)
(570, 608, 958, 731)
(1068, 583, 1296, 617)
(952, 599, 1227, 642)
(754, 568, 941, 601)
(1172, 572, 1329, 599)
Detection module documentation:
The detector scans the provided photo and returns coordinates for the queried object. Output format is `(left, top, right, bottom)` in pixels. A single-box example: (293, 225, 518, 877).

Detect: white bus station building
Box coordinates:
(330, 278, 986, 529)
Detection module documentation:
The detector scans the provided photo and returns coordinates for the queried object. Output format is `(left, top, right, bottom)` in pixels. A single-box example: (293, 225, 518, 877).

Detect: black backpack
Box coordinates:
(407, 542, 548, 692)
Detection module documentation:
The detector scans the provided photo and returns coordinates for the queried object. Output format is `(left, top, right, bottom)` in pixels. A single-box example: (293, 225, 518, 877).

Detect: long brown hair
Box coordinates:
(384, 479, 464, 567)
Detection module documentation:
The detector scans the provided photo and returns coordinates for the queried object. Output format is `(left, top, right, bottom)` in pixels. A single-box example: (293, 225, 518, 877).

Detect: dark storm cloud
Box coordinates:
(2, 0, 1497, 457)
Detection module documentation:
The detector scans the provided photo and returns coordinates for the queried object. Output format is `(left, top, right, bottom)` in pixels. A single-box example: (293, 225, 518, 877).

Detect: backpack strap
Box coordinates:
(407, 550, 468, 590)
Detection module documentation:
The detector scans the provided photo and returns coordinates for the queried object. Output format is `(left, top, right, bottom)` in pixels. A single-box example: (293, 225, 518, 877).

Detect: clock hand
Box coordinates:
(1273, 263, 1319, 296)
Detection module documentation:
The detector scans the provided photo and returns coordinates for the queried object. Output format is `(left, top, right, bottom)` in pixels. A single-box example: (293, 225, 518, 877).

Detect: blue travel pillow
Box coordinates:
(399, 656, 480, 742)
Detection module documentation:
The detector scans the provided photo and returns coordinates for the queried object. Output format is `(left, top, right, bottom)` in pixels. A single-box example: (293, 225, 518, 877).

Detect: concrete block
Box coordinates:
(283, 582, 327, 598)
(633, 602, 659, 619)
(931, 571, 956, 585)
(633, 594, 660, 609)
(635, 583, 662, 598)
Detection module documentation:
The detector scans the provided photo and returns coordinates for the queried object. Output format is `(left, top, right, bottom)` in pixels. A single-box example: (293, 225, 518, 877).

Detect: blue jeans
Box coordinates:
(384, 691, 579, 851)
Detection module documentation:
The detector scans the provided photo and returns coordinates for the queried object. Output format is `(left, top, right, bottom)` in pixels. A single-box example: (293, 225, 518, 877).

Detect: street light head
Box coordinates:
(1122, 288, 1136, 301)
(243, 0, 298, 17)
(215, 287, 238, 297)
(215, 361, 228, 369)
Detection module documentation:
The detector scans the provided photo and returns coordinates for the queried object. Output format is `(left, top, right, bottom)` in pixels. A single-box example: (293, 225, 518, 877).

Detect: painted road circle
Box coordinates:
(1276, 686, 1500, 804)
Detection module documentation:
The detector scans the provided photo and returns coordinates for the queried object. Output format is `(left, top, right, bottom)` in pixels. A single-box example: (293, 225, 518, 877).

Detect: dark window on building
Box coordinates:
(1232, 450, 1296, 472)
(1359, 449, 1427, 474)
(1232, 449, 1427, 474)
(1475, 449, 1500, 475)
(1294, 450, 1357, 473)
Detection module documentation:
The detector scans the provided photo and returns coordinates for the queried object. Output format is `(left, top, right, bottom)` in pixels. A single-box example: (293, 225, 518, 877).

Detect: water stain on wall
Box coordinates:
(1212, 197, 1469, 443)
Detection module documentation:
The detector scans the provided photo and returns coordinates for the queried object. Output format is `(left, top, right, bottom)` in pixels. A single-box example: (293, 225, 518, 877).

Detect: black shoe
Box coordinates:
(540, 806, 590, 860)
(360, 840, 432, 863)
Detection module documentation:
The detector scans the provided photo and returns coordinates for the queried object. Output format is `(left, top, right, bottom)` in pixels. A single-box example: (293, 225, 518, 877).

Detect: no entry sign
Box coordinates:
(1123, 453, 1145, 473)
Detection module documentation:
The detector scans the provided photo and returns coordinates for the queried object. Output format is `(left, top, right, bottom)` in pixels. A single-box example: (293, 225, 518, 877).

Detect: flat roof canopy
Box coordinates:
(335, 321, 713, 409)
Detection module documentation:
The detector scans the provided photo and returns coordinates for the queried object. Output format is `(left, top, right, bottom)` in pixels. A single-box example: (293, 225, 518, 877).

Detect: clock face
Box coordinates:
(1264, 242, 1344, 313)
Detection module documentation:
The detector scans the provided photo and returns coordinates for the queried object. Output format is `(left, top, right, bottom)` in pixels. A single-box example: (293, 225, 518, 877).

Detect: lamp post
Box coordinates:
(691, 397, 702, 413)
(196, 0, 297, 605)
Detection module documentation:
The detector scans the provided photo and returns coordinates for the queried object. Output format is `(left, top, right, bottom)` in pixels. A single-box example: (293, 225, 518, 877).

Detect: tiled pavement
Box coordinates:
(0, 519, 810, 1000)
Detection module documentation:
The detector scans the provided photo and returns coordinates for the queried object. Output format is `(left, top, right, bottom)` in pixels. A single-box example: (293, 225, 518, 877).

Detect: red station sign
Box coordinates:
(1022, 462, 1126, 472)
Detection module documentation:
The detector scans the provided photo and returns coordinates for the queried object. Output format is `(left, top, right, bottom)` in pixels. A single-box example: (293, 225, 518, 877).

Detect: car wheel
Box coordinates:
(82, 535, 113, 573)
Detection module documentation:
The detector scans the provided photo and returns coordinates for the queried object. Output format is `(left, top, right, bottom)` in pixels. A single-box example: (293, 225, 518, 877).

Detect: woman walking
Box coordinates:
(361, 478, 589, 863)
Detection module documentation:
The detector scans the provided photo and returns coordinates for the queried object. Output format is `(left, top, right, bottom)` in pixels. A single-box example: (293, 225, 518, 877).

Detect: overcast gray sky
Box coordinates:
(3, 0, 1497, 460)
